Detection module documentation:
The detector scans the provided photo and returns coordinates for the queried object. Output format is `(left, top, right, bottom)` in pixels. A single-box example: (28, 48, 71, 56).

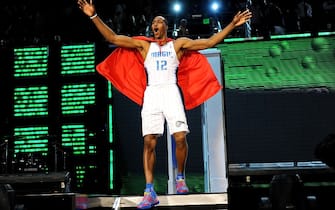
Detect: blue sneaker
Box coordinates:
(176, 178, 189, 194)
(137, 189, 159, 209)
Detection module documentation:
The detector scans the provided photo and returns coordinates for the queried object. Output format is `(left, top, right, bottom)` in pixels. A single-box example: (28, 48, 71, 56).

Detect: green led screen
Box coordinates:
(13, 46, 48, 78)
(61, 83, 96, 115)
(14, 86, 48, 117)
(75, 165, 86, 189)
(62, 123, 87, 189)
(12, 46, 50, 174)
(220, 35, 335, 164)
(218, 35, 335, 90)
(61, 44, 96, 75)
(8, 42, 113, 192)
(13, 126, 49, 154)
(60, 43, 98, 189)
(61, 124, 86, 155)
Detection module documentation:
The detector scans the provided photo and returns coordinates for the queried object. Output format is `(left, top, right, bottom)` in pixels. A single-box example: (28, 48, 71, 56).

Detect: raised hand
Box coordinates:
(232, 10, 252, 27)
(77, 0, 96, 17)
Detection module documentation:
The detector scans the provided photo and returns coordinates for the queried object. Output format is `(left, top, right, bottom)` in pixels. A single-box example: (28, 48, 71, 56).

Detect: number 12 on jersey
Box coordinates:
(156, 60, 167, 71)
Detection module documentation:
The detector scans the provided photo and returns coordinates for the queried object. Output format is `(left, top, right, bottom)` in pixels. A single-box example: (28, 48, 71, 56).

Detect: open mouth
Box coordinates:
(154, 28, 159, 32)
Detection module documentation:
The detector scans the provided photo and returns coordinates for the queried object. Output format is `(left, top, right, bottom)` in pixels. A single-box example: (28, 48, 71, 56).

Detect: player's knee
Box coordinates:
(173, 132, 187, 144)
(143, 134, 157, 149)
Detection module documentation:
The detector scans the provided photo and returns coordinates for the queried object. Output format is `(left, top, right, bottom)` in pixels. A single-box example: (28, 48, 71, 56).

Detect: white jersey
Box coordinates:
(144, 41, 180, 86)
(141, 41, 189, 136)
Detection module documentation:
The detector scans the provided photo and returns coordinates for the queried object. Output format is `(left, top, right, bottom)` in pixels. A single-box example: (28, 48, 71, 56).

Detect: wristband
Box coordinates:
(90, 13, 98, 19)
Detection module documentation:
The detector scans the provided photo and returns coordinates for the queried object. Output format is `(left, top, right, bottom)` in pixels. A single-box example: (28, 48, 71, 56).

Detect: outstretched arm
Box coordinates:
(77, 0, 144, 49)
(176, 10, 252, 51)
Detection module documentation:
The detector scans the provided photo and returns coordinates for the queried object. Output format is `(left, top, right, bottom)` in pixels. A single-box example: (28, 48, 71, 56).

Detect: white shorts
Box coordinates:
(141, 84, 189, 137)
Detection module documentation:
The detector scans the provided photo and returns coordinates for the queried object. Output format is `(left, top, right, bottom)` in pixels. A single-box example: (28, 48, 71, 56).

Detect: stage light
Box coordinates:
(211, 2, 220, 12)
(209, 1, 222, 32)
(173, 2, 181, 13)
(172, 2, 182, 38)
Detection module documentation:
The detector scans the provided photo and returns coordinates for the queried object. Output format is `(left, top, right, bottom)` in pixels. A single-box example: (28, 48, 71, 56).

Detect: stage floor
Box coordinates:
(13, 192, 228, 210)
(83, 193, 228, 209)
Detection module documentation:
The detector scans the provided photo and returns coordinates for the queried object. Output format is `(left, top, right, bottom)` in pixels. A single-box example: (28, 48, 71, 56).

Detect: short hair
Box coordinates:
(154, 16, 168, 25)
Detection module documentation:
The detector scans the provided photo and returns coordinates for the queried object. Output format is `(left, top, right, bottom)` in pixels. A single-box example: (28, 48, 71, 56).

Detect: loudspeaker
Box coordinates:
(0, 184, 15, 210)
(0, 172, 71, 195)
(228, 183, 260, 210)
(270, 174, 306, 210)
(16, 193, 76, 210)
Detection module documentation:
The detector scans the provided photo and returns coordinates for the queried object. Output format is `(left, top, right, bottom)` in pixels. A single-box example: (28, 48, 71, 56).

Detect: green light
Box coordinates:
(15, 140, 48, 145)
(108, 82, 112, 99)
(14, 126, 49, 153)
(74, 165, 87, 188)
(14, 46, 48, 52)
(14, 86, 48, 117)
(224, 37, 263, 43)
(318, 32, 335, 36)
(62, 52, 94, 57)
(61, 44, 95, 75)
(108, 105, 113, 144)
(61, 83, 96, 115)
(15, 55, 48, 60)
(270, 33, 311, 39)
(15, 143, 48, 149)
(62, 44, 95, 51)
(108, 78, 114, 190)
(89, 145, 96, 154)
(110, 150, 113, 189)
(15, 60, 48, 65)
(217, 35, 335, 90)
(202, 18, 210, 25)
(62, 61, 94, 66)
(14, 46, 49, 77)
(15, 148, 48, 153)
(62, 124, 87, 155)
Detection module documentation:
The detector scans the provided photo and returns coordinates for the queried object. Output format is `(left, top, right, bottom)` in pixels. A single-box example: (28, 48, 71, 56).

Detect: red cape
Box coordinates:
(96, 36, 222, 110)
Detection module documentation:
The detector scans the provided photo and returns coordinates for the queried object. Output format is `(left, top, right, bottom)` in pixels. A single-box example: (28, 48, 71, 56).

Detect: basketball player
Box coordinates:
(77, 0, 251, 209)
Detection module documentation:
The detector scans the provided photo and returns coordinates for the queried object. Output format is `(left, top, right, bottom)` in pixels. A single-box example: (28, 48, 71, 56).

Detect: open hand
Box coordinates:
(232, 10, 252, 27)
(77, 0, 96, 17)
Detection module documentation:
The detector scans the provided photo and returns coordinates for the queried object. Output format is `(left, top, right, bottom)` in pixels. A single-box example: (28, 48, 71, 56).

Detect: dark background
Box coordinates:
(1, 0, 334, 44)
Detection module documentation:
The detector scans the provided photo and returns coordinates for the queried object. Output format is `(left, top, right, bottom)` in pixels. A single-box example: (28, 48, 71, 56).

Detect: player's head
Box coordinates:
(151, 16, 168, 39)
